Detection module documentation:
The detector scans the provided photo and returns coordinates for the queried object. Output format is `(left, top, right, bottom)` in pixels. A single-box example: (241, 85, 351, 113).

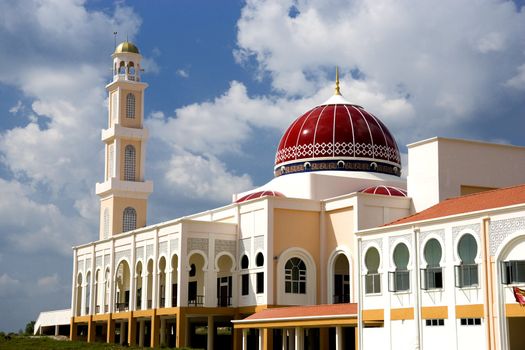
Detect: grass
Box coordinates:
(0, 335, 196, 350)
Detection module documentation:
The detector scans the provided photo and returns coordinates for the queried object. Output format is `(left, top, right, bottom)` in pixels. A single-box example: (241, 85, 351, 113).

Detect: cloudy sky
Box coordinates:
(0, 0, 524, 332)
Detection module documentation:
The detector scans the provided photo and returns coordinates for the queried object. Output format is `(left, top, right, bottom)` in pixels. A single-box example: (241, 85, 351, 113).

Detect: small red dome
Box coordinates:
(235, 190, 285, 203)
(360, 185, 407, 197)
(274, 95, 401, 177)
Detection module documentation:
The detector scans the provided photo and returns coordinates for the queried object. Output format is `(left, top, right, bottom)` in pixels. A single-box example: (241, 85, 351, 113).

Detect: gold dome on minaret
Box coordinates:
(114, 41, 140, 54)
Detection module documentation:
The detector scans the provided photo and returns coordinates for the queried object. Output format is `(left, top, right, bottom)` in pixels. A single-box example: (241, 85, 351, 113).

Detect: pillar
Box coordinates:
(207, 316, 214, 350)
(263, 328, 272, 350)
(166, 268, 173, 307)
(335, 326, 343, 350)
(139, 320, 145, 347)
(282, 329, 286, 350)
(160, 318, 167, 346)
(120, 321, 127, 345)
(55, 325, 59, 336)
(320, 328, 329, 349)
(128, 315, 136, 346)
(151, 311, 160, 347)
(295, 327, 303, 350)
(258, 328, 263, 350)
(354, 327, 359, 350)
(87, 317, 95, 343)
(142, 272, 148, 309)
(70, 318, 78, 341)
(242, 329, 249, 350)
(107, 319, 115, 343)
(176, 311, 187, 348)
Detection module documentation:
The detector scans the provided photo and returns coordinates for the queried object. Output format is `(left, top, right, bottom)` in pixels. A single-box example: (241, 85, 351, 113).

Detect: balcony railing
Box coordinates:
(333, 294, 350, 304)
(217, 295, 232, 307)
(188, 295, 204, 307)
(115, 303, 129, 312)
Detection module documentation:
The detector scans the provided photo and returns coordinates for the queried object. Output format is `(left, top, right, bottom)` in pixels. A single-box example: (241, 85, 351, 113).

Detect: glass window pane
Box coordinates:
(424, 239, 442, 267)
(365, 247, 380, 273)
(458, 234, 477, 264)
(393, 243, 409, 270)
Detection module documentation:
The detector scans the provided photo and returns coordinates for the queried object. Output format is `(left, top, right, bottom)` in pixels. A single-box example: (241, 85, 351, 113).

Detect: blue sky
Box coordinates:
(0, 0, 524, 332)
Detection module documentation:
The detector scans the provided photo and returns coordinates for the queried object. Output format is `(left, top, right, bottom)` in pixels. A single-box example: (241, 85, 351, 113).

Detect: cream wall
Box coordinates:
(408, 137, 525, 212)
(112, 197, 147, 234)
(273, 208, 320, 303)
(118, 139, 142, 181)
(119, 89, 143, 129)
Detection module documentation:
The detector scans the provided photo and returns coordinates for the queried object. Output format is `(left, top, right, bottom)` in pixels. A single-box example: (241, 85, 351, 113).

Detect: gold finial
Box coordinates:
(335, 66, 341, 95)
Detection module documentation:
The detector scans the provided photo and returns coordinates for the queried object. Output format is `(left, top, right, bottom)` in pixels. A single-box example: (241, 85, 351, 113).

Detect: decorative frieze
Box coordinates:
(489, 216, 525, 256)
(170, 238, 179, 253)
(135, 247, 144, 261)
(240, 238, 251, 256)
(187, 238, 209, 254)
(96, 256, 102, 269)
(215, 239, 236, 257)
(388, 234, 412, 253)
(452, 223, 480, 246)
(146, 244, 154, 259)
(114, 250, 130, 264)
(159, 241, 168, 256)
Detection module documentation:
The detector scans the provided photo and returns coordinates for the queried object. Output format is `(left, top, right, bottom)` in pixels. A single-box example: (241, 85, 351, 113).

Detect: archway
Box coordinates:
(115, 260, 131, 312)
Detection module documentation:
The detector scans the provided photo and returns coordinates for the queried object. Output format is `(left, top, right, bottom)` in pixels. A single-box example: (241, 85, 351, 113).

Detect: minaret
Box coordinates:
(95, 41, 153, 240)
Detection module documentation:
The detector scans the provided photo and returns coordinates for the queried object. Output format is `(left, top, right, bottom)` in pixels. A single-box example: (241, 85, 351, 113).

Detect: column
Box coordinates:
(70, 319, 78, 341)
(282, 329, 286, 350)
(160, 318, 167, 346)
(128, 315, 136, 346)
(87, 317, 95, 343)
(71, 249, 78, 319)
(89, 246, 96, 315)
(81, 281, 87, 316)
(151, 311, 160, 347)
(166, 267, 173, 307)
(129, 236, 136, 311)
(295, 327, 303, 350)
(109, 241, 115, 313)
(139, 320, 145, 347)
(54, 325, 59, 336)
(120, 321, 127, 345)
(107, 319, 115, 343)
(335, 326, 343, 350)
(176, 311, 187, 348)
(142, 272, 148, 309)
(258, 328, 263, 350)
(152, 229, 159, 309)
(242, 329, 249, 350)
(207, 316, 214, 350)
(288, 328, 295, 350)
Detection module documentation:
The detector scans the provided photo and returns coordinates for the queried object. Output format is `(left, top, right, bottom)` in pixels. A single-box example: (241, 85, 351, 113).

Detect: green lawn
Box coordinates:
(0, 335, 196, 349)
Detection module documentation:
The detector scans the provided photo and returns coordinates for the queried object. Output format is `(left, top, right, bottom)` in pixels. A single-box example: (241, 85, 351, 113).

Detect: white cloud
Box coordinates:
(0, 273, 21, 297)
(235, 0, 525, 144)
(37, 273, 60, 290)
(9, 100, 22, 114)
(506, 63, 525, 90)
(176, 69, 189, 78)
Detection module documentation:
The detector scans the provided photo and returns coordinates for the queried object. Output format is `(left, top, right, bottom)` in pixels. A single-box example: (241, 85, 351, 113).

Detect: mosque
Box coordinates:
(34, 42, 525, 349)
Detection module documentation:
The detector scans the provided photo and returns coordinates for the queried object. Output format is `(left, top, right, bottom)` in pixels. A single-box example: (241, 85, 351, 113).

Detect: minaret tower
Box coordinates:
(96, 41, 153, 240)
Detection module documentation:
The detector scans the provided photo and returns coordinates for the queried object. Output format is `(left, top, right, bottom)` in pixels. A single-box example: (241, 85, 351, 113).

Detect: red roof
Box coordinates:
(387, 184, 525, 226)
(360, 185, 407, 197)
(235, 190, 285, 203)
(240, 303, 357, 322)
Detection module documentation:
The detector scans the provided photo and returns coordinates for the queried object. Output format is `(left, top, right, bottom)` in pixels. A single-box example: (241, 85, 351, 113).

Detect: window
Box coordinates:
(126, 93, 135, 118)
(241, 254, 249, 296)
(256, 253, 264, 267)
(421, 239, 443, 290)
(122, 207, 136, 232)
(460, 318, 481, 326)
(455, 234, 478, 287)
(501, 260, 525, 284)
(256, 272, 264, 294)
(425, 319, 445, 326)
(103, 208, 110, 239)
(124, 145, 136, 181)
(389, 243, 410, 292)
(108, 143, 114, 179)
(285, 257, 306, 294)
(241, 274, 249, 296)
(365, 247, 381, 294)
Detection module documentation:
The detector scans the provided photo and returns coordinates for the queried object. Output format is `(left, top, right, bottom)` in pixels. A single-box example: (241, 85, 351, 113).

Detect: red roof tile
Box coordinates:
(387, 184, 525, 226)
(241, 303, 357, 322)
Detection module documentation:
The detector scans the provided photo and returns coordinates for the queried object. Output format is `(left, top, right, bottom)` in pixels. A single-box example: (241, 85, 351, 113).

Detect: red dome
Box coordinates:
(274, 95, 401, 177)
(360, 185, 407, 197)
(235, 190, 285, 203)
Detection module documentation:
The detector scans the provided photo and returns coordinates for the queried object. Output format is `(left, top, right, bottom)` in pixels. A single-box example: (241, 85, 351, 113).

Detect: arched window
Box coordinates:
(103, 208, 110, 239)
(365, 247, 381, 294)
(128, 62, 135, 77)
(422, 239, 443, 289)
(255, 253, 264, 294)
(119, 61, 125, 74)
(122, 207, 136, 232)
(241, 255, 249, 296)
(285, 257, 306, 294)
(389, 243, 410, 292)
(124, 145, 136, 181)
(126, 93, 135, 119)
(256, 253, 264, 267)
(456, 234, 479, 287)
